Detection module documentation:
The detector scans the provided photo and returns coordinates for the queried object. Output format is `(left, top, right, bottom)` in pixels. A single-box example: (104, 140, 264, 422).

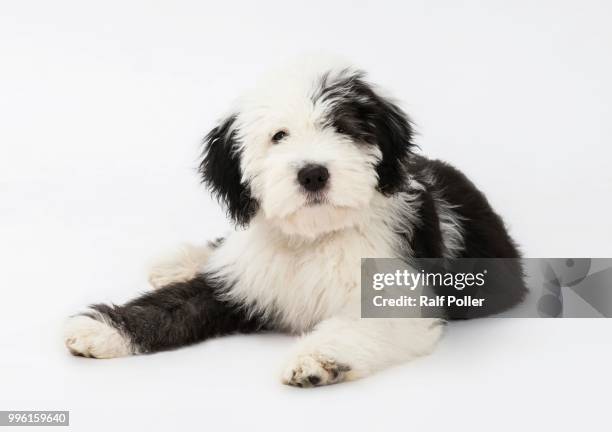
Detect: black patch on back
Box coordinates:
(313, 70, 415, 194)
(422, 158, 521, 259)
(199, 115, 258, 226)
(409, 190, 444, 258)
(405, 155, 527, 318)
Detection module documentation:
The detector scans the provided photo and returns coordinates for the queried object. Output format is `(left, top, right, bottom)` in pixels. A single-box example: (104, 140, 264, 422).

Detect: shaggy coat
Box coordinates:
(64, 60, 525, 387)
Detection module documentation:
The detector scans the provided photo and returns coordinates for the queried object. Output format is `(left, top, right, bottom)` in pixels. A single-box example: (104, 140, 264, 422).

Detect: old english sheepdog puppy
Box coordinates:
(64, 59, 525, 387)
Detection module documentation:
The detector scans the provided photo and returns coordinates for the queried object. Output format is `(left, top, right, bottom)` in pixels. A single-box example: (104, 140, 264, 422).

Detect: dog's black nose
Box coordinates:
(297, 164, 329, 192)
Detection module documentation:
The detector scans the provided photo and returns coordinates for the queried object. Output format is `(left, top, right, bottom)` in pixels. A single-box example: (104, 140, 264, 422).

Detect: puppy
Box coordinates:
(64, 59, 525, 387)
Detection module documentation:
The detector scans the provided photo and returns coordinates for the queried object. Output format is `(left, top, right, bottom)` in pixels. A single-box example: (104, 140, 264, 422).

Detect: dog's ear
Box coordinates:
(367, 91, 415, 195)
(319, 70, 415, 194)
(199, 115, 258, 226)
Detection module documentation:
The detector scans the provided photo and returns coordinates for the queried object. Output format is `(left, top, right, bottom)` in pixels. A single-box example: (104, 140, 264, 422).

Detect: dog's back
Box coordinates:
(405, 154, 527, 318)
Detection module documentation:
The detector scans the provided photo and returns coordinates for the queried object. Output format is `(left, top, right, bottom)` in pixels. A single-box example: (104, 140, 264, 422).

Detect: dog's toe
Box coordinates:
(282, 354, 351, 388)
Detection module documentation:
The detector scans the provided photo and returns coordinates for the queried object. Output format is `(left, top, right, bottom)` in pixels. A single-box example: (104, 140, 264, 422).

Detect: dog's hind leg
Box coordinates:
(64, 274, 264, 358)
(148, 240, 223, 289)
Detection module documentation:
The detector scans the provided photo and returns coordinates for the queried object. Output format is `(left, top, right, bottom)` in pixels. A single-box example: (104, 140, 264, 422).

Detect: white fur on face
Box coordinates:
(231, 65, 383, 239)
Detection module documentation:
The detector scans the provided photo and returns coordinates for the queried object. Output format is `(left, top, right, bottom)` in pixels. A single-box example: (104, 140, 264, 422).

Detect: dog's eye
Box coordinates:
(335, 125, 346, 134)
(272, 130, 288, 143)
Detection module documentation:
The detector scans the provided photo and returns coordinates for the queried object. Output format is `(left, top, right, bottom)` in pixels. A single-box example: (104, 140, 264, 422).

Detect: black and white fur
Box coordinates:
(65, 59, 525, 387)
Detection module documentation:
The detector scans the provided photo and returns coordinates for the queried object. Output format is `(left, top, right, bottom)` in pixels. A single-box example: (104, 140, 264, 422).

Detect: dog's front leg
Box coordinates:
(64, 274, 265, 358)
(282, 315, 444, 387)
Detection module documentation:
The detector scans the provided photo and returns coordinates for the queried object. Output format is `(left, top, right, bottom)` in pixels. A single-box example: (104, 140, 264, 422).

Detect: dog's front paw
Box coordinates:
(64, 314, 132, 359)
(282, 354, 351, 388)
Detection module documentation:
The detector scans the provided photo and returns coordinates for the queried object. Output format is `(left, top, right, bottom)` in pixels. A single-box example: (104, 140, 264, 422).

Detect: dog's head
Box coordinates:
(200, 61, 414, 238)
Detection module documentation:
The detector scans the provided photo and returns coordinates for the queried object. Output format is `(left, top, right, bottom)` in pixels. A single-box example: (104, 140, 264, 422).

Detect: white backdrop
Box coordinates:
(1, 1, 611, 431)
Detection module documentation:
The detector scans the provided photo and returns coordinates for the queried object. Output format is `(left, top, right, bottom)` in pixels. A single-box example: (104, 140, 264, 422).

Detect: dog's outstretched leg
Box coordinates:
(148, 243, 216, 289)
(282, 315, 444, 387)
(64, 274, 264, 358)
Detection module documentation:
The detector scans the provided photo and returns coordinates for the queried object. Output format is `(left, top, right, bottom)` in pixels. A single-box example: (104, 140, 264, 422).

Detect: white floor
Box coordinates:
(1, 1, 611, 431)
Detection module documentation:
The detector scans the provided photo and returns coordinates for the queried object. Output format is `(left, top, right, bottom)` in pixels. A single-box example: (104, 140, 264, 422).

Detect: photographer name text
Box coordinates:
(372, 295, 485, 308)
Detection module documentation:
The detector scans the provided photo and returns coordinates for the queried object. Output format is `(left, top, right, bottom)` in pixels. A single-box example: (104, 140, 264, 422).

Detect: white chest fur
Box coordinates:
(205, 210, 400, 333)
